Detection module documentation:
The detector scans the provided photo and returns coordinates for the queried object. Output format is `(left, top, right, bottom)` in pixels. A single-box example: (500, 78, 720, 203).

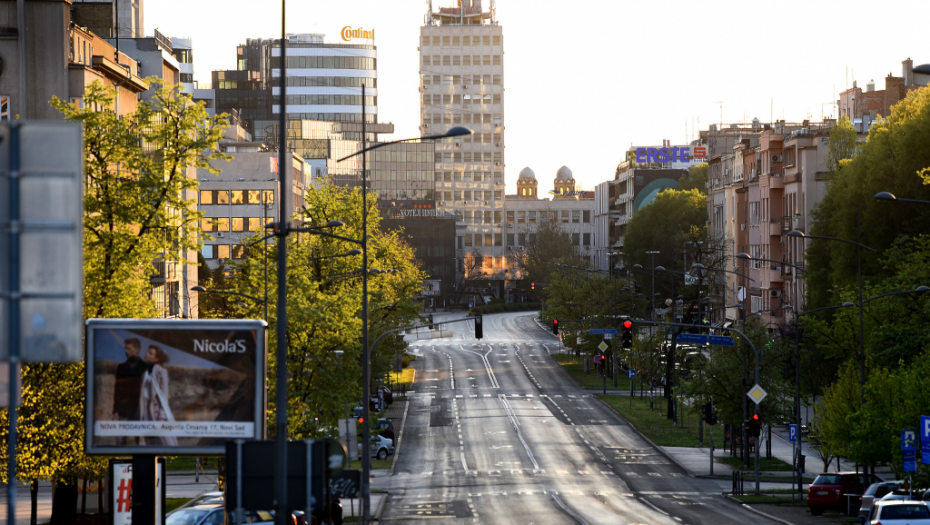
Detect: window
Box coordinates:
(518, 233, 525, 245)
(263, 190, 274, 204)
(494, 211, 502, 223)
(561, 211, 569, 223)
(572, 233, 580, 245)
(201, 245, 214, 259)
(464, 234, 472, 247)
(506, 211, 514, 223)
(421, 36, 429, 46)
(507, 234, 515, 245)
(517, 211, 525, 224)
(484, 211, 492, 224)
(231, 245, 246, 259)
(215, 190, 229, 204)
(200, 190, 213, 204)
(492, 55, 501, 66)
(214, 218, 229, 231)
(484, 233, 493, 247)
(442, 56, 450, 66)
(217, 244, 230, 259)
(231, 190, 244, 204)
(231, 218, 245, 232)
(483, 55, 490, 65)
(492, 36, 501, 45)
(572, 211, 580, 223)
(528, 211, 536, 223)
(201, 219, 215, 232)
(249, 217, 262, 231)
(583, 211, 591, 223)
(247, 190, 261, 204)
(495, 234, 502, 247)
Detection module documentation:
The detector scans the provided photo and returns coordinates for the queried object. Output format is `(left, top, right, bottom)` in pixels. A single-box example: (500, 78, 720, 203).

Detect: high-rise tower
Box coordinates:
(420, 0, 505, 287)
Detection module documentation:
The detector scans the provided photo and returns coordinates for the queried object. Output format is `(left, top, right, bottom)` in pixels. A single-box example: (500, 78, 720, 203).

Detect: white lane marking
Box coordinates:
(460, 452, 468, 472)
(498, 394, 539, 470)
(460, 344, 500, 389)
(551, 494, 590, 525)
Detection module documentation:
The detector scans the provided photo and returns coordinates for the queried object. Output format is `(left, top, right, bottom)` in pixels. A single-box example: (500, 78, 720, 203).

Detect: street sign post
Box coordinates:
(904, 450, 917, 473)
(789, 424, 798, 442)
(902, 429, 918, 451)
(676, 333, 707, 345)
(627, 369, 636, 378)
(707, 335, 735, 346)
(921, 416, 930, 464)
(597, 341, 608, 352)
(603, 333, 613, 340)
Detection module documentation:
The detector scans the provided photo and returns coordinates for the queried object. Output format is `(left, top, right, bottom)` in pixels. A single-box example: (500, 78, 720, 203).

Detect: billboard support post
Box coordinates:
(6, 121, 21, 525)
(131, 455, 156, 525)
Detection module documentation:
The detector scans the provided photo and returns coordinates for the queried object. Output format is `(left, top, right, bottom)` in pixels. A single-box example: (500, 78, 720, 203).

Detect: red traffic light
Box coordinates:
(358, 417, 365, 424)
(752, 413, 759, 421)
(623, 320, 633, 329)
(553, 319, 558, 325)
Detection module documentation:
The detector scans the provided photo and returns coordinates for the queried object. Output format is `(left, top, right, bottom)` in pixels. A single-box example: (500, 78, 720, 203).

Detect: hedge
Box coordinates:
(471, 302, 541, 314)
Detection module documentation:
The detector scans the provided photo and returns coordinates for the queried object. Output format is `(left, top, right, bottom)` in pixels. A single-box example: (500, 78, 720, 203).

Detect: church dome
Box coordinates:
(556, 165, 573, 181)
(518, 167, 536, 181)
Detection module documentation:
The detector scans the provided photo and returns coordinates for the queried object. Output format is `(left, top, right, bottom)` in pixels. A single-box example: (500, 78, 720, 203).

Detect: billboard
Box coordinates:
(86, 319, 267, 455)
(422, 279, 441, 296)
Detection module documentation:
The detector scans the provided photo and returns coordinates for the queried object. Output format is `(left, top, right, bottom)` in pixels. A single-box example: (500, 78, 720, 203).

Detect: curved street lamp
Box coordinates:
(874, 191, 930, 205)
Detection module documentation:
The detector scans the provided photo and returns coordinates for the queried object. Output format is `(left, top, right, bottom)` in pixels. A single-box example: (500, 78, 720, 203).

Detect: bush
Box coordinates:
(471, 302, 541, 314)
(401, 354, 411, 368)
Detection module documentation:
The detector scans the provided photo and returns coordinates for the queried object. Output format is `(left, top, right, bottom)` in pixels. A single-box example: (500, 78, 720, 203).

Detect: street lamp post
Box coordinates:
(787, 225, 876, 406)
(874, 191, 930, 205)
(336, 121, 471, 524)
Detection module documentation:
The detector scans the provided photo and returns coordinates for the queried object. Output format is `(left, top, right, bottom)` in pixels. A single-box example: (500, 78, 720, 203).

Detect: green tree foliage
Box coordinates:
(226, 182, 424, 438)
(677, 163, 708, 194)
(517, 210, 588, 295)
(1, 80, 227, 519)
(806, 87, 930, 310)
(824, 117, 860, 175)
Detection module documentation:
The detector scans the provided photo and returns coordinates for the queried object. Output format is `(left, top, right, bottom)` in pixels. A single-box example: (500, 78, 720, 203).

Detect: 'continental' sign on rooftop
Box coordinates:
(342, 26, 375, 41)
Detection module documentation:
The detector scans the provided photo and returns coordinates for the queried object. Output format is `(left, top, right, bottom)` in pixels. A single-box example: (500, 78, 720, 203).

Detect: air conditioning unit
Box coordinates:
(495, 142, 501, 147)
(494, 162, 501, 166)
(771, 154, 783, 162)
(507, 224, 514, 228)
(216, 232, 225, 238)
(770, 290, 782, 298)
(463, 85, 469, 89)
(424, 124, 430, 128)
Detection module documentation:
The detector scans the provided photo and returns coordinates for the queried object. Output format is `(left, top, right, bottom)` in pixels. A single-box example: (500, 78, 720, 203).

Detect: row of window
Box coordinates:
(460, 255, 514, 272)
(202, 217, 269, 233)
(440, 190, 503, 203)
(278, 112, 375, 123)
(423, 55, 501, 67)
(423, 94, 501, 106)
(370, 170, 434, 182)
(506, 232, 592, 247)
(373, 189, 435, 200)
(438, 171, 502, 183)
(200, 190, 275, 206)
(460, 210, 503, 224)
(424, 114, 501, 128)
(274, 95, 376, 106)
(507, 210, 592, 223)
(272, 56, 376, 70)
(436, 151, 502, 163)
(422, 35, 502, 47)
(462, 233, 504, 247)
(423, 74, 500, 86)
(370, 150, 434, 163)
(284, 76, 377, 88)
(202, 244, 247, 260)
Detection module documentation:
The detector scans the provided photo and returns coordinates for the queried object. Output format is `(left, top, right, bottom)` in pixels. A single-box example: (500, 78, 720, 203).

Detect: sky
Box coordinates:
(147, 0, 930, 195)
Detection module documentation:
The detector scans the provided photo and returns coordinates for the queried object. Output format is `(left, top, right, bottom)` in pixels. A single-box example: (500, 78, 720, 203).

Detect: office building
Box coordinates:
(170, 36, 215, 116)
(420, 0, 505, 288)
(72, 0, 144, 38)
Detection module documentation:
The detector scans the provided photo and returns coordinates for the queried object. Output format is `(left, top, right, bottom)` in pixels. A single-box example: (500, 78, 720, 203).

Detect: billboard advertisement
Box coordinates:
(422, 279, 441, 296)
(86, 319, 267, 455)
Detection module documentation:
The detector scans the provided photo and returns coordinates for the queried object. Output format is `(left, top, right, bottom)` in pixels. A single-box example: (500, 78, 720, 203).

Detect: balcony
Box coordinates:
(769, 218, 782, 237)
(781, 216, 793, 233)
(768, 173, 784, 189)
(792, 214, 805, 231)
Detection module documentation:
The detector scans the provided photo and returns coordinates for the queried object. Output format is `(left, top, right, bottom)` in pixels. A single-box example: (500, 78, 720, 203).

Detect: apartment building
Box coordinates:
(838, 58, 930, 130)
(420, 0, 505, 286)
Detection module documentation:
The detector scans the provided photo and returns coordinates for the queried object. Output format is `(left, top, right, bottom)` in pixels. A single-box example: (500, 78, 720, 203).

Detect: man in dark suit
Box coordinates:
(113, 338, 146, 421)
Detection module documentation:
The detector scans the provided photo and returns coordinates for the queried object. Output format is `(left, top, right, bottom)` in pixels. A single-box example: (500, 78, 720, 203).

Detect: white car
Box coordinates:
(863, 500, 930, 524)
(359, 434, 395, 460)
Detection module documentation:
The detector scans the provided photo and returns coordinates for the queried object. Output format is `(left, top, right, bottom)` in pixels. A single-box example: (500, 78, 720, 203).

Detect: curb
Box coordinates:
(389, 398, 411, 476)
(372, 492, 390, 523)
(723, 494, 799, 525)
(593, 396, 697, 478)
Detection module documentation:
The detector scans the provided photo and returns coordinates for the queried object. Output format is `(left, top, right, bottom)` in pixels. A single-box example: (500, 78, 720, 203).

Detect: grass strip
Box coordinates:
(598, 394, 726, 449)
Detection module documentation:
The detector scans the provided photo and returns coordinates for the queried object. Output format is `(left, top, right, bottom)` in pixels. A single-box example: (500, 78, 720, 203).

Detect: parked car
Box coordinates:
(359, 434, 395, 460)
(377, 385, 394, 405)
(880, 489, 924, 502)
(860, 500, 930, 524)
(294, 499, 344, 525)
(376, 419, 395, 445)
(808, 472, 882, 516)
(173, 492, 224, 512)
(860, 481, 908, 518)
(167, 504, 276, 525)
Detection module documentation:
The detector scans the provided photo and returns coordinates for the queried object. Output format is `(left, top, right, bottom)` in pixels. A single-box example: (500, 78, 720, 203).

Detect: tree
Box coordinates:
(226, 182, 424, 439)
(824, 117, 859, 175)
(0, 80, 227, 522)
(677, 163, 708, 194)
(806, 86, 930, 310)
(516, 208, 588, 297)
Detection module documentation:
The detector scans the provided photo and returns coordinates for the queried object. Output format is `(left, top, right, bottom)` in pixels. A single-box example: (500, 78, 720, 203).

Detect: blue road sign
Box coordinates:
(708, 335, 736, 346)
(904, 450, 917, 473)
(627, 369, 637, 378)
(922, 416, 930, 463)
(588, 329, 618, 335)
(789, 424, 798, 442)
(902, 429, 918, 451)
(676, 333, 707, 345)
(594, 355, 603, 364)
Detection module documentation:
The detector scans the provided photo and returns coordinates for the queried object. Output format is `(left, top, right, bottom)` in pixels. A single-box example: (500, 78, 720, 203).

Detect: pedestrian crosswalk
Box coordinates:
(390, 491, 716, 501)
(393, 468, 683, 479)
(408, 393, 595, 399)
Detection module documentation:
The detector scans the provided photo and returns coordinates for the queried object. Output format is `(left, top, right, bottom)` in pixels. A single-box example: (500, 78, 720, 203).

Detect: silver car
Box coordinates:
(359, 434, 395, 460)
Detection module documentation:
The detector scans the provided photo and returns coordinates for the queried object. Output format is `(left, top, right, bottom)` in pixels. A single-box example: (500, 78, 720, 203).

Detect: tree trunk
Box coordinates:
(31, 478, 39, 525)
(50, 480, 78, 525)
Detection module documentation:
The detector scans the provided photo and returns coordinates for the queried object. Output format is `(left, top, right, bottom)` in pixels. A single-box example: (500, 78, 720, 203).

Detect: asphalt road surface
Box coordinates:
(374, 311, 778, 525)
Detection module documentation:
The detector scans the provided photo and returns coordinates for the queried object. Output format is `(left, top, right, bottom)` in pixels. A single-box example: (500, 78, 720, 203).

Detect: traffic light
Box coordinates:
(475, 315, 483, 339)
(531, 282, 535, 291)
(552, 319, 559, 335)
(702, 400, 717, 425)
(621, 319, 633, 348)
(747, 412, 761, 437)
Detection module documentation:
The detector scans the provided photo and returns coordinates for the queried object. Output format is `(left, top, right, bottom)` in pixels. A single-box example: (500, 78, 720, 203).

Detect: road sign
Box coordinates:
(904, 450, 917, 473)
(788, 424, 798, 442)
(1, 121, 84, 363)
(593, 354, 603, 364)
(747, 384, 768, 405)
(627, 369, 636, 379)
(588, 329, 618, 335)
(707, 335, 735, 346)
(603, 333, 613, 340)
(576, 337, 582, 345)
(902, 429, 918, 451)
(597, 341, 608, 352)
(676, 333, 707, 345)
(921, 416, 930, 463)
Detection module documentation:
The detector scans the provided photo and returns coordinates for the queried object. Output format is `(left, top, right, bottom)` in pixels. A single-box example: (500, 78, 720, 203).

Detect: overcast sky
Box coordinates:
(148, 0, 929, 194)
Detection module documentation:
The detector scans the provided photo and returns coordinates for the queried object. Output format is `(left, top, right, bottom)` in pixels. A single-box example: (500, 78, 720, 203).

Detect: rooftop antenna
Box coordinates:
(714, 101, 725, 126)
